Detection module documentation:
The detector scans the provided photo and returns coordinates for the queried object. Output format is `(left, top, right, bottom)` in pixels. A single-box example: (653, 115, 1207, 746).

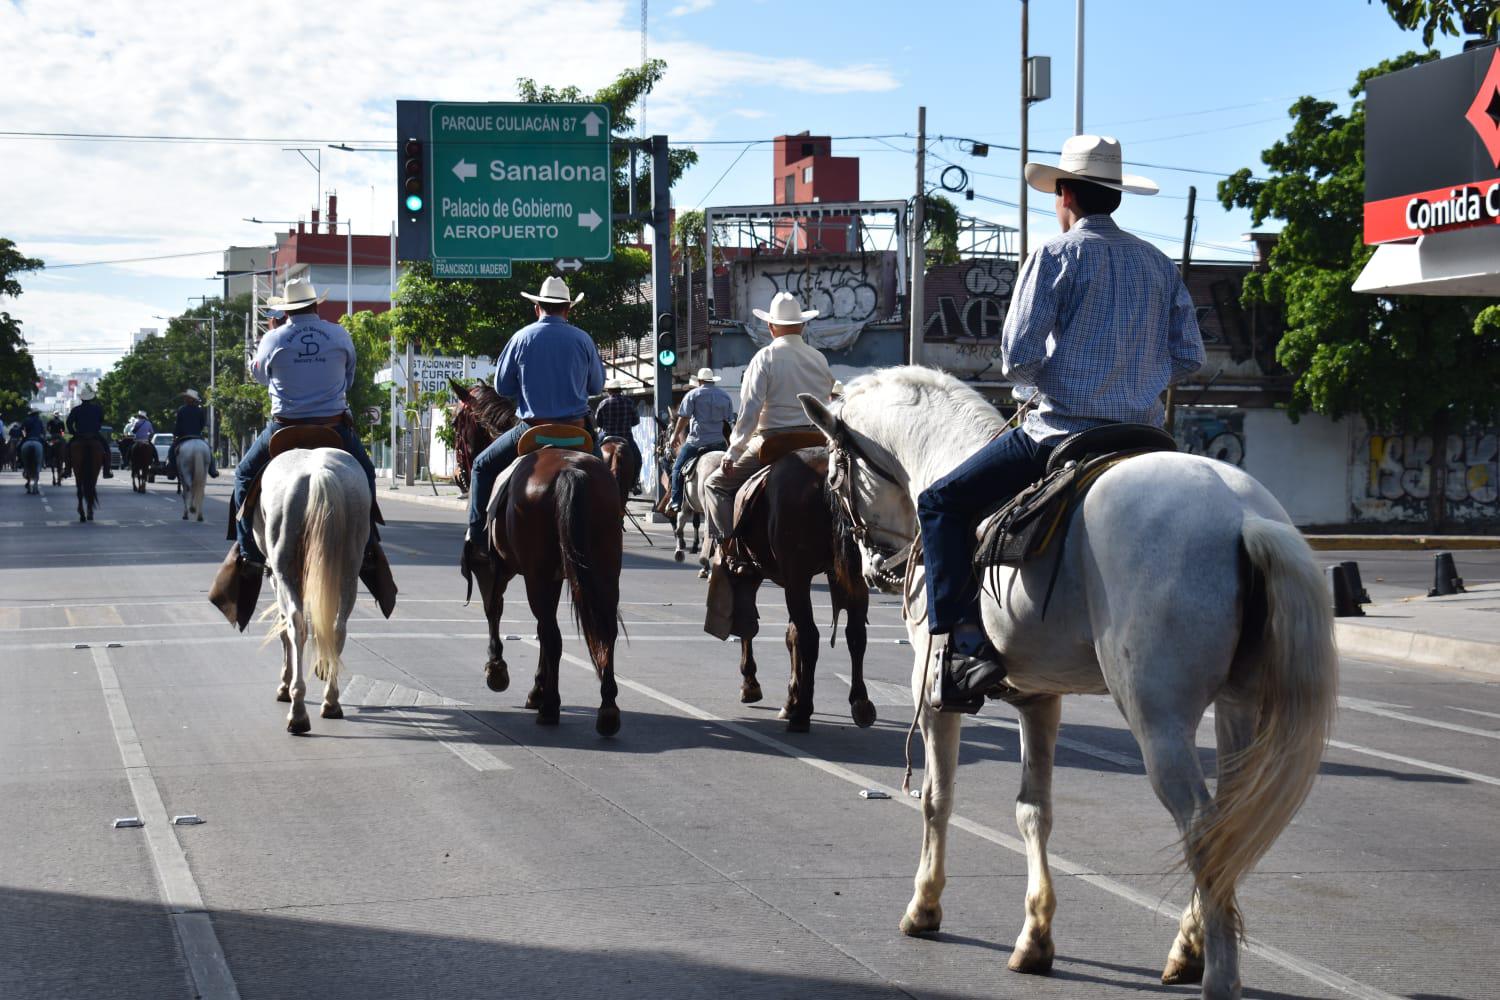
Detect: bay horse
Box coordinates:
(453, 380, 624, 734)
(177, 437, 210, 521)
(599, 436, 640, 518)
(255, 448, 370, 734)
(123, 438, 153, 492)
(48, 431, 69, 485)
(799, 368, 1337, 1000)
(68, 437, 105, 522)
(19, 438, 44, 494)
(709, 446, 874, 734)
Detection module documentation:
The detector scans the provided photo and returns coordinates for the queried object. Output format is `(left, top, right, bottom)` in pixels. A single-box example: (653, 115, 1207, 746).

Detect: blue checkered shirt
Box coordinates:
(594, 393, 639, 439)
(1002, 215, 1204, 443)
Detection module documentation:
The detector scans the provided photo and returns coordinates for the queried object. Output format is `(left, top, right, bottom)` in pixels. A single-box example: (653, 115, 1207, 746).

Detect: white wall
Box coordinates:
(1240, 410, 1351, 526)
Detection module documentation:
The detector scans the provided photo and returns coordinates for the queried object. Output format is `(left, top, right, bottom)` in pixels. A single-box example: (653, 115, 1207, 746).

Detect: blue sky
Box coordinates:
(0, 0, 1461, 375)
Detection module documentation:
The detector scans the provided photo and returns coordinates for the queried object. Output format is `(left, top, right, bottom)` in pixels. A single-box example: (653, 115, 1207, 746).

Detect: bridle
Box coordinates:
(826, 421, 918, 593)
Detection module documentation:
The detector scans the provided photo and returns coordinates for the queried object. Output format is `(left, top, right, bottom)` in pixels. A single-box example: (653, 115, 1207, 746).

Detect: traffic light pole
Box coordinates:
(648, 134, 674, 519)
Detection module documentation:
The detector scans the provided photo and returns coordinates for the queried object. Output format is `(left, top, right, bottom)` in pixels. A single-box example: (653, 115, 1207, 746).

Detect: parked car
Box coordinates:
(151, 432, 173, 478)
(100, 425, 123, 469)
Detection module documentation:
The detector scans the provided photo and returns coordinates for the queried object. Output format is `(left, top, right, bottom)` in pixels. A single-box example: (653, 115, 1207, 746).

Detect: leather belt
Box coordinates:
(275, 413, 345, 427)
(524, 417, 585, 429)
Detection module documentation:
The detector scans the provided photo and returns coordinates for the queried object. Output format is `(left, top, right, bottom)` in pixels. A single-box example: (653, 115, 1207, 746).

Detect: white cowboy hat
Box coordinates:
(1024, 134, 1159, 196)
(693, 367, 721, 383)
(77, 383, 97, 401)
(181, 388, 201, 402)
(752, 291, 819, 326)
(135, 410, 148, 418)
(521, 275, 584, 306)
(266, 278, 329, 309)
(603, 378, 624, 391)
(831, 380, 846, 397)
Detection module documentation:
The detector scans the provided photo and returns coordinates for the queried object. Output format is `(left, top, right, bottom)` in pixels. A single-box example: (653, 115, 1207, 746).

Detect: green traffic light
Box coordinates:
(658, 348, 676, 367)
(405, 193, 424, 212)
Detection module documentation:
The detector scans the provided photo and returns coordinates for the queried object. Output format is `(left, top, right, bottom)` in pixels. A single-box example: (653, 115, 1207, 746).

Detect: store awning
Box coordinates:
(1353, 226, 1500, 296)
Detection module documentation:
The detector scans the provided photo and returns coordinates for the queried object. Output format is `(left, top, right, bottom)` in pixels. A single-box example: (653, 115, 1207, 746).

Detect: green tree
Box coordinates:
(397, 62, 697, 359)
(1374, 0, 1499, 45)
(210, 376, 269, 456)
(922, 194, 963, 266)
(1219, 53, 1500, 439)
(0, 238, 43, 420)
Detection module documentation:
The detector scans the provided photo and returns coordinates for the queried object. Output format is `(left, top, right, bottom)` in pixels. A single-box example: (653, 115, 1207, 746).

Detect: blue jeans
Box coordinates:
(233, 418, 377, 562)
(918, 426, 1053, 634)
(670, 440, 723, 508)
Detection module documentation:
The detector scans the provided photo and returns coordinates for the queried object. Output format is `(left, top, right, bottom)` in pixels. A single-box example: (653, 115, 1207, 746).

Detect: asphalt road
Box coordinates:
(2, 471, 1496, 1000)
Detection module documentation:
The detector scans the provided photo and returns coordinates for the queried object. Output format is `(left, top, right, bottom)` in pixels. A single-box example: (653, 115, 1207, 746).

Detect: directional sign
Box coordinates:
(429, 101, 612, 276)
(554, 258, 584, 273)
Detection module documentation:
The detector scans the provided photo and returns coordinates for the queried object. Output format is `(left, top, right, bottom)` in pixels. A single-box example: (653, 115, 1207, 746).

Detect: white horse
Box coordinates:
(256, 449, 370, 735)
(673, 448, 723, 578)
(177, 437, 210, 521)
(799, 368, 1337, 1000)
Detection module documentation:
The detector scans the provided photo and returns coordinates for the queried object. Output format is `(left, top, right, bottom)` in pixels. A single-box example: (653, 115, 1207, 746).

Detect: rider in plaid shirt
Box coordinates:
(594, 379, 642, 473)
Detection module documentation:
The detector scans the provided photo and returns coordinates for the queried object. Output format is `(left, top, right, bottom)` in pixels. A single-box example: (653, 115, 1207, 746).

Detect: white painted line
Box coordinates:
(1326, 737, 1500, 789)
(545, 644, 1398, 1000)
(1340, 695, 1500, 740)
(1449, 705, 1500, 722)
(90, 646, 241, 1000)
(393, 707, 511, 772)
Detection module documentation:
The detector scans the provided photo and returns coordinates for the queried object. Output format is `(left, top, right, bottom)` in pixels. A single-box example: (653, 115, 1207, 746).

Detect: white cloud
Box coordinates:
(731, 109, 771, 120)
(669, 0, 715, 14)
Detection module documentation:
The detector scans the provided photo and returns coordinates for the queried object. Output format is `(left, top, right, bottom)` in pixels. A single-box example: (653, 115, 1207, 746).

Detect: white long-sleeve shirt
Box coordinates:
(727, 334, 834, 459)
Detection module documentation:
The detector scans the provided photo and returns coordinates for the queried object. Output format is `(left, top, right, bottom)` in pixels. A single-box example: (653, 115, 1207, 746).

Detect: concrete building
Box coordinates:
(129, 327, 159, 352)
(253, 195, 399, 322)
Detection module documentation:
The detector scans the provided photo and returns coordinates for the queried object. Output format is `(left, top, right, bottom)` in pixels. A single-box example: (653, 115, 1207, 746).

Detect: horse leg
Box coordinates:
(475, 562, 512, 693)
(781, 585, 819, 733)
(285, 610, 312, 735)
(901, 700, 962, 937)
(691, 513, 701, 554)
(321, 626, 347, 720)
(1164, 892, 1206, 986)
(276, 631, 293, 702)
(839, 581, 875, 728)
(673, 510, 687, 562)
(1007, 695, 1062, 974)
(525, 575, 564, 725)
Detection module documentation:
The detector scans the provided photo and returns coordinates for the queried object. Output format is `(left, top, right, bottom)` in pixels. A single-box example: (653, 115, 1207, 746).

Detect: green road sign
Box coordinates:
(429, 102, 612, 270)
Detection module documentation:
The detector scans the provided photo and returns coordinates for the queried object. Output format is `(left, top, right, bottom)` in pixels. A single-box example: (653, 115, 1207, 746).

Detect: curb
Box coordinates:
(1335, 621, 1500, 678)
(1307, 535, 1500, 551)
(380, 489, 465, 513)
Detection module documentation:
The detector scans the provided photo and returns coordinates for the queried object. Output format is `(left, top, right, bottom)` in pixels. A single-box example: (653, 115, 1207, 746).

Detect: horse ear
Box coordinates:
(449, 377, 472, 403)
(799, 393, 840, 441)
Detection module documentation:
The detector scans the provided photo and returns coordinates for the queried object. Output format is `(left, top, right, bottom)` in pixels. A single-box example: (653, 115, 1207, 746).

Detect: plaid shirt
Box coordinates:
(1002, 214, 1204, 443)
(594, 393, 639, 439)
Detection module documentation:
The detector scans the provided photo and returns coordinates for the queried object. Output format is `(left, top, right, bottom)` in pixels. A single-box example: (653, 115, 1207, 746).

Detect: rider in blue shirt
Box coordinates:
(464, 276, 605, 560)
(21, 411, 46, 441)
(666, 368, 734, 513)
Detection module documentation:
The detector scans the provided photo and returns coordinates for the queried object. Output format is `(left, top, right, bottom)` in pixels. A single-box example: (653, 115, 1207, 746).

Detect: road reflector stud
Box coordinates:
(74, 643, 89, 649)
(113, 817, 143, 829)
(859, 789, 891, 800)
(505, 634, 521, 641)
(172, 815, 204, 826)
(106, 642, 123, 648)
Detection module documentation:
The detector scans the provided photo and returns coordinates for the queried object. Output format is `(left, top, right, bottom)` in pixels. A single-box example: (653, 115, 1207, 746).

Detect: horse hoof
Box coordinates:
(697, 569, 708, 580)
(182, 512, 188, 520)
(87, 513, 93, 521)
(275, 686, 291, 703)
(197, 514, 204, 522)
(321, 703, 344, 719)
(287, 715, 311, 736)
(1160, 955, 1204, 985)
(674, 550, 685, 563)
(536, 707, 560, 726)
(899, 904, 942, 937)
(596, 706, 621, 737)
(525, 686, 542, 710)
(484, 662, 510, 692)
(1007, 944, 1055, 976)
(784, 716, 811, 734)
(851, 699, 877, 728)
(740, 682, 763, 704)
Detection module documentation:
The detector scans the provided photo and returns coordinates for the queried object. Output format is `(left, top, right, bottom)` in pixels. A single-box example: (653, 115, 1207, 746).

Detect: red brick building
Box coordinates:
(772, 132, 860, 252)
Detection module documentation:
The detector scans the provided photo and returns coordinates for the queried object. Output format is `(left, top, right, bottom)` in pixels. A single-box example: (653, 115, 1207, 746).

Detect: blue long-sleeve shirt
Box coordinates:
(494, 315, 605, 421)
(174, 404, 208, 438)
(1002, 214, 1204, 443)
(22, 414, 46, 440)
(250, 314, 356, 419)
(66, 400, 104, 436)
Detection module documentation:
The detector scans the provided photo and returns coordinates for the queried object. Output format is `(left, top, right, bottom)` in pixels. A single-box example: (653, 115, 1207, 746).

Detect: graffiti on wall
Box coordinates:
(1353, 430, 1499, 521)
(1173, 410, 1245, 466)
(922, 259, 1017, 340)
(733, 253, 896, 327)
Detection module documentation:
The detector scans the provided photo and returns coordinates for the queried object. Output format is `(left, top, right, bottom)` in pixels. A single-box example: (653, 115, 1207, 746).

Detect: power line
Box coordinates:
(694, 142, 756, 210)
(44, 250, 222, 268)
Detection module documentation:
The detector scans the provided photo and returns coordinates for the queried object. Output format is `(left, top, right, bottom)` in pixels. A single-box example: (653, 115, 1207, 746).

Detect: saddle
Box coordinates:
(228, 425, 384, 542)
(751, 429, 825, 466)
(720, 438, 827, 572)
(518, 423, 593, 457)
(974, 423, 1177, 572)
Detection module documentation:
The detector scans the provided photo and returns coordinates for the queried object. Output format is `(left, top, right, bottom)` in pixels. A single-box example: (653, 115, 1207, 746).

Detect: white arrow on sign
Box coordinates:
(581, 111, 603, 137)
(452, 159, 477, 181)
(555, 258, 584, 273)
(578, 208, 602, 231)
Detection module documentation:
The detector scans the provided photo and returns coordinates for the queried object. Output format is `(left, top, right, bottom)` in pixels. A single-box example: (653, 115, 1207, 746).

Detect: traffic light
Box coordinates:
(656, 312, 677, 368)
(403, 139, 425, 213)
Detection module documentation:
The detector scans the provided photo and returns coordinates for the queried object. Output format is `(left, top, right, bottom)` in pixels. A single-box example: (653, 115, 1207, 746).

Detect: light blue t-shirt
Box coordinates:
(494, 315, 606, 420)
(251, 314, 357, 419)
(679, 385, 734, 446)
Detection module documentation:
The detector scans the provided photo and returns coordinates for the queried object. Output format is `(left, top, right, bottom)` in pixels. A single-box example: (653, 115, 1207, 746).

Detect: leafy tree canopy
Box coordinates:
(1374, 0, 1500, 45)
(1218, 52, 1500, 433)
(0, 238, 43, 419)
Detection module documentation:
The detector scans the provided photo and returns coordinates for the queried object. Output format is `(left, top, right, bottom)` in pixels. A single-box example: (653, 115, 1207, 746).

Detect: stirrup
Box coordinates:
(928, 638, 1007, 714)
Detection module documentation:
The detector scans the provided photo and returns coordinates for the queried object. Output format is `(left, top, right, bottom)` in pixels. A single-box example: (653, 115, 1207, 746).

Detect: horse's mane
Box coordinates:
(463, 382, 520, 436)
(839, 367, 1006, 485)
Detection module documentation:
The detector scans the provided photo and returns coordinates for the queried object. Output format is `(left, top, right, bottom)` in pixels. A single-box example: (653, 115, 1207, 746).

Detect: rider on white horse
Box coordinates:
(166, 389, 217, 479)
(666, 367, 734, 516)
(922, 135, 1205, 713)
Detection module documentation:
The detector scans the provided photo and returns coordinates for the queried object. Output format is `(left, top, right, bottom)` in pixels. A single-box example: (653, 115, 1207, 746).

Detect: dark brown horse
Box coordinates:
(715, 447, 874, 733)
(120, 438, 152, 492)
(599, 437, 640, 516)
(48, 432, 69, 485)
(452, 380, 625, 734)
(69, 437, 105, 522)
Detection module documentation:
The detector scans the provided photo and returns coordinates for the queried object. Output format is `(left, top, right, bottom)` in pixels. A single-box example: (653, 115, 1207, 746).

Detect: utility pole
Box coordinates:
(389, 222, 398, 487)
(405, 339, 416, 486)
(1074, 0, 1085, 133)
(1165, 185, 1197, 434)
(1019, 0, 1030, 262)
(909, 106, 927, 366)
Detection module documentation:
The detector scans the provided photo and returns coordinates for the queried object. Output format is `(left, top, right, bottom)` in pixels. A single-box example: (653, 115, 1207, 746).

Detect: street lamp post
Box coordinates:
(182, 303, 218, 456)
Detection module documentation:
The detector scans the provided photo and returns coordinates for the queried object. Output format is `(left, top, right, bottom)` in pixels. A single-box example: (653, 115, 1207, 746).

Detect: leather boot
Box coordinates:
(926, 633, 1007, 714)
(359, 541, 398, 619)
(208, 543, 265, 632)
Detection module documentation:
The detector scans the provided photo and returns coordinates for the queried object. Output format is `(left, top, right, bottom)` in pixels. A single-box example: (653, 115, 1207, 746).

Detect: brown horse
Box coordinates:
(714, 447, 875, 733)
(69, 437, 105, 522)
(121, 438, 152, 492)
(48, 432, 69, 485)
(452, 380, 625, 734)
(599, 437, 640, 517)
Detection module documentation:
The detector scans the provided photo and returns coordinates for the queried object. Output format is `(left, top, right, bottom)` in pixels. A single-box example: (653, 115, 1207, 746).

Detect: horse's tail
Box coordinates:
(555, 462, 618, 675)
(301, 462, 352, 688)
(1197, 515, 1338, 929)
(188, 443, 208, 513)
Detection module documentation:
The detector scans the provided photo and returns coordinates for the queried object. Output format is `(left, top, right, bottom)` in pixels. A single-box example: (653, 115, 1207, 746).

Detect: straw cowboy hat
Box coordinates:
(181, 389, 202, 403)
(521, 275, 584, 306)
(752, 291, 819, 326)
(603, 378, 624, 391)
(693, 367, 721, 384)
(1023, 134, 1159, 196)
(266, 278, 329, 310)
(831, 380, 846, 398)
(135, 410, 148, 419)
(77, 383, 97, 401)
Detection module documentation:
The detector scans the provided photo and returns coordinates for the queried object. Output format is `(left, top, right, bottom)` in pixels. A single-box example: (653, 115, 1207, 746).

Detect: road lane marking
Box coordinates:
(541, 643, 1401, 1000)
(337, 672, 509, 774)
(1449, 706, 1500, 722)
(1325, 737, 1500, 788)
(1340, 695, 1500, 741)
(89, 646, 241, 1000)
